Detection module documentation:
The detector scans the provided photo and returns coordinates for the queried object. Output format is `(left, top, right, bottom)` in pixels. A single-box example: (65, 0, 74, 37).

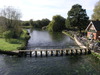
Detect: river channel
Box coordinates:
(0, 29, 100, 75)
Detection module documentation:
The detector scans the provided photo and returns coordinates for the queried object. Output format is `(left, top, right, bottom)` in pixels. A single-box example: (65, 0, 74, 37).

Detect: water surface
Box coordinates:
(0, 29, 100, 75)
(27, 29, 77, 49)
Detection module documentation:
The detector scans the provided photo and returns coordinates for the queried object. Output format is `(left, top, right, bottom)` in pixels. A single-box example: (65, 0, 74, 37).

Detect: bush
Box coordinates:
(17, 30, 30, 50)
(3, 30, 14, 42)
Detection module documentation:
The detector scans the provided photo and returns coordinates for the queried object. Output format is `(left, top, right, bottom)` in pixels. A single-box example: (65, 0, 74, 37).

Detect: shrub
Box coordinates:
(3, 30, 14, 42)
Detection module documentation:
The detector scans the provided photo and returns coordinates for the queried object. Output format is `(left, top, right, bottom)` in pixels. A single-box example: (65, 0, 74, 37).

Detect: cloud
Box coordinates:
(0, 0, 98, 20)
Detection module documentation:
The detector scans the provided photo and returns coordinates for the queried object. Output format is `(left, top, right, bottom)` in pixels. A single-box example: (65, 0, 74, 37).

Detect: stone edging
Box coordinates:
(74, 36, 87, 48)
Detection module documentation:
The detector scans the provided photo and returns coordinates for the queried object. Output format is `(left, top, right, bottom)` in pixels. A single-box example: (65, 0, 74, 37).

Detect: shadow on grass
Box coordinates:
(8, 39, 22, 44)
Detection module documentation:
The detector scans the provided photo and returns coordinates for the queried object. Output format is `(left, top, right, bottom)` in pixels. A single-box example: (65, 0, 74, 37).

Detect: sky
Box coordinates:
(0, 0, 99, 21)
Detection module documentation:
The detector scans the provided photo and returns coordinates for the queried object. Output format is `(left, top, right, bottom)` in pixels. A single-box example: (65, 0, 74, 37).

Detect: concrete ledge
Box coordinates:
(91, 50, 100, 60)
(0, 50, 19, 56)
(74, 36, 87, 48)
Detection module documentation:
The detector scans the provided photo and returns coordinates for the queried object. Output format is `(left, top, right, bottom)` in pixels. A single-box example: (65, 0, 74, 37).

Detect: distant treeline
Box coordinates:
(0, 4, 90, 33)
(21, 4, 90, 32)
(21, 18, 50, 29)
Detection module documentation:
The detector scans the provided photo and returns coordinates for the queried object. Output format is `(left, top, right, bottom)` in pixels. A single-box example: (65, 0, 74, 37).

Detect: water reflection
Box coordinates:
(27, 29, 77, 49)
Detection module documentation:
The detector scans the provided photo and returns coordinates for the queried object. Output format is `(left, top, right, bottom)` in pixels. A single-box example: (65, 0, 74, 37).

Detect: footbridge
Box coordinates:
(18, 46, 91, 57)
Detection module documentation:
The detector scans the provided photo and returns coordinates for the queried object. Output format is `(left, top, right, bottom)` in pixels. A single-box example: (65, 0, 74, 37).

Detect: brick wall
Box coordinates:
(87, 32, 97, 40)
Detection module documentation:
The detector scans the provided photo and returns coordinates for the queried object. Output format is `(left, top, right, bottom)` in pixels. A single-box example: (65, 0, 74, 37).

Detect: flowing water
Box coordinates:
(0, 29, 100, 75)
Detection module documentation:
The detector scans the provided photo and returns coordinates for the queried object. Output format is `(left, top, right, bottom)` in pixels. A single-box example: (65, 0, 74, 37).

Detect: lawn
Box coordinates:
(0, 29, 30, 51)
(0, 38, 22, 51)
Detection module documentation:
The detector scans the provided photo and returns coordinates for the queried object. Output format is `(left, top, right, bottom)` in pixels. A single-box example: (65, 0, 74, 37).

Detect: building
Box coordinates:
(86, 21, 100, 40)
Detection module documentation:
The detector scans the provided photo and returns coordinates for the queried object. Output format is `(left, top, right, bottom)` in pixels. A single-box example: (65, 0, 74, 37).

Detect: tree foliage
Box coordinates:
(47, 15, 66, 32)
(92, 0, 100, 20)
(66, 4, 89, 32)
(31, 18, 50, 28)
(29, 19, 34, 26)
(3, 30, 14, 41)
(21, 21, 30, 26)
(0, 6, 22, 38)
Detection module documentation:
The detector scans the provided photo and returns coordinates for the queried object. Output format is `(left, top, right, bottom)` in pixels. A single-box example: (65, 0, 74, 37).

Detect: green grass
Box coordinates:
(62, 31, 74, 40)
(92, 52, 100, 60)
(0, 38, 22, 51)
(0, 29, 30, 51)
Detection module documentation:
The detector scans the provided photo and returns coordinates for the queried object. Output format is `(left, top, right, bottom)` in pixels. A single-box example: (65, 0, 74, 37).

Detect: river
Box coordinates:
(0, 29, 100, 75)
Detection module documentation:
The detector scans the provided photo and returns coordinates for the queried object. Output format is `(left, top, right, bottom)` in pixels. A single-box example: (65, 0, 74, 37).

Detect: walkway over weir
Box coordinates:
(18, 47, 91, 57)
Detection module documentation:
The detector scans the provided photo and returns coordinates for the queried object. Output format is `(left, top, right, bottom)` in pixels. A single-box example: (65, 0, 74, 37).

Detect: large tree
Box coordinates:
(0, 6, 22, 38)
(47, 15, 66, 32)
(66, 4, 89, 32)
(92, 0, 100, 20)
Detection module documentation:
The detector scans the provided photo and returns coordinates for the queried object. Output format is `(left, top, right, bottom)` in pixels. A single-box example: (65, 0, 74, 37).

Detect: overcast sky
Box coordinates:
(0, 0, 99, 21)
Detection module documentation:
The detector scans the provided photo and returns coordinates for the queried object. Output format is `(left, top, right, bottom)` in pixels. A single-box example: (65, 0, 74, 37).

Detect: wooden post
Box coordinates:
(23, 52, 27, 57)
(18, 52, 22, 57)
(46, 50, 48, 57)
(51, 51, 53, 56)
(40, 51, 42, 57)
(55, 50, 58, 56)
(84, 49, 87, 54)
(71, 49, 74, 55)
(75, 49, 78, 55)
(88, 49, 91, 54)
(80, 49, 82, 55)
(61, 50, 63, 56)
(30, 51, 32, 57)
(66, 50, 69, 55)
(35, 51, 37, 57)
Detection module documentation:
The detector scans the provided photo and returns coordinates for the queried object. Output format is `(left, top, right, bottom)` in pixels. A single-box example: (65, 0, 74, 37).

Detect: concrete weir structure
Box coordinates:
(18, 48, 91, 57)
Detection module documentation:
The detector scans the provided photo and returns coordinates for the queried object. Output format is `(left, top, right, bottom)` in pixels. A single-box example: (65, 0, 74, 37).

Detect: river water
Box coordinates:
(0, 29, 100, 75)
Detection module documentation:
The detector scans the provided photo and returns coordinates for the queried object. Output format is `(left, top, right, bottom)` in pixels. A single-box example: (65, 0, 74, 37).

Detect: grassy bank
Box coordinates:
(92, 51, 100, 60)
(0, 29, 30, 51)
(0, 38, 21, 51)
(62, 30, 74, 40)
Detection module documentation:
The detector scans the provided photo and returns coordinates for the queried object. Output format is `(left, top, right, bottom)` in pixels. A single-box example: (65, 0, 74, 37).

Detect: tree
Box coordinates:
(0, 6, 22, 38)
(47, 15, 66, 32)
(66, 4, 89, 33)
(21, 21, 30, 26)
(41, 18, 50, 28)
(30, 18, 50, 28)
(92, 0, 100, 20)
(29, 19, 33, 26)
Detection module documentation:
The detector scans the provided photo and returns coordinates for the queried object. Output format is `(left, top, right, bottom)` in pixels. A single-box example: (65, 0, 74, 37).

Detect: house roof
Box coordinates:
(86, 21, 100, 31)
(92, 21, 100, 31)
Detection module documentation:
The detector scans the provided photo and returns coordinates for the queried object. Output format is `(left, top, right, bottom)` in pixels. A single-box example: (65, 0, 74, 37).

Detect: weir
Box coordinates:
(18, 48, 91, 57)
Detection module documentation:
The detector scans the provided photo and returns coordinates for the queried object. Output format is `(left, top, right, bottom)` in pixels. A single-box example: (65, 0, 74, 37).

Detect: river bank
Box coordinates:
(0, 29, 30, 55)
(62, 30, 100, 60)
(62, 31, 86, 48)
